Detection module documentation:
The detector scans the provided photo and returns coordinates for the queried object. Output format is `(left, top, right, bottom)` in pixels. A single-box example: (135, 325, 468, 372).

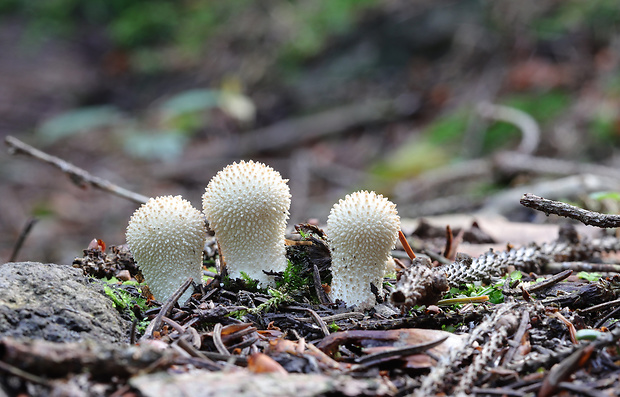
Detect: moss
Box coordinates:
(101, 278, 149, 333)
(328, 322, 340, 332)
(221, 272, 262, 292)
(280, 224, 332, 302)
(279, 259, 311, 292)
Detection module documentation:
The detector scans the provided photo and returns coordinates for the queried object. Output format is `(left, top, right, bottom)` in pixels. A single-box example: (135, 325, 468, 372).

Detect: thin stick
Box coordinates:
(398, 230, 416, 260)
(140, 277, 193, 341)
(546, 262, 620, 274)
(442, 225, 453, 259)
(477, 102, 540, 155)
(212, 323, 230, 355)
(502, 310, 530, 366)
(5, 135, 149, 204)
(285, 306, 331, 337)
(0, 359, 50, 386)
(8, 217, 38, 262)
(176, 337, 221, 370)
(313, 263, 331, 305)
(579, 298, 620, 314)
(525, 270, 573, 293)
(354, 335, 449, 367)
(520, 193, 620, 228)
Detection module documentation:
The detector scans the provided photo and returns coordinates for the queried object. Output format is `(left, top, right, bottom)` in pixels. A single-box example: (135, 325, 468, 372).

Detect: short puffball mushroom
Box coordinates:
(202, 160, 291, 287)
(126, 195, 206, 303)
(327, 190, 400, 309)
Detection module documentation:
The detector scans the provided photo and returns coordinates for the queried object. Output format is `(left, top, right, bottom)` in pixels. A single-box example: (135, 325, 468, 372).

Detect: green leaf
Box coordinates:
(37, 106, 123, 144)
(509, 270, 523, 280)
(122, 130, 189, 161)
(577, 271, 602, 282)
(160, 89, 220, 117)
(590, 191, 620, 202)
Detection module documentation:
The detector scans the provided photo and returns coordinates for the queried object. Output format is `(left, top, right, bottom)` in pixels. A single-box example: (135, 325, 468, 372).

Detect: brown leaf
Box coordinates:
(247, 352, 288, 375)
(87, 238, 106, 252)
(317, 328, 465, 368)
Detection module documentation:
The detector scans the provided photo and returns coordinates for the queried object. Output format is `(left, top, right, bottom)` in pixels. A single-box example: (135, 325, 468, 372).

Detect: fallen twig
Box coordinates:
(176, 337, 222, 370)
(477, 102, 540, 155)
(0, 358, 50, 386)
(212, 323, 230, 355)
(140, 277, 194, 341)
(494, 151, 620, 181)
(501, 310, 530, 366)
(579, 298, 620, 314)
(8, 217, 38, 262)
(525, 270, 573, 293)
(235, 98, 414, 156)
(398, 230, 416, 260)
(520, 193, 620, 228)
(5, 135, 149, 204)
(284, 306, 330, 337)
(353, 335, 449, 368)
(546, 262, 620, 274)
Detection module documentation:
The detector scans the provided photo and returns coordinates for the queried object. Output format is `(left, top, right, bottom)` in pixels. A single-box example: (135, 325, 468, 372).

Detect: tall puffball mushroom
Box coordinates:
(202, 160, 291, 287)
(328, 190, 400, 309)
(126, 195, 206, 303)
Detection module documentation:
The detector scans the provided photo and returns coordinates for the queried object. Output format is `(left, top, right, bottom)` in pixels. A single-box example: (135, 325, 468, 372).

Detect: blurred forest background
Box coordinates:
(1, 0, 620, 264)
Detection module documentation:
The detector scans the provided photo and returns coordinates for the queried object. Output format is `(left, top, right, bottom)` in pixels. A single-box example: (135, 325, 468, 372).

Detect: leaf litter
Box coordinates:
(4, 205, 620, 396)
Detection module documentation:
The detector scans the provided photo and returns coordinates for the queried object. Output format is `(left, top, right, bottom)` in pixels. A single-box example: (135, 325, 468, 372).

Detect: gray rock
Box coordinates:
(0, 262, 129, 343)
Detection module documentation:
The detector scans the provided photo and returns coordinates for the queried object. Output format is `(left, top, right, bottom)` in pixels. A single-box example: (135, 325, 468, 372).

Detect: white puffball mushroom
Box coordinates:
(202, 160, 291, 287)
(126, 195, 206, 303)
(327, 190, 400, 309)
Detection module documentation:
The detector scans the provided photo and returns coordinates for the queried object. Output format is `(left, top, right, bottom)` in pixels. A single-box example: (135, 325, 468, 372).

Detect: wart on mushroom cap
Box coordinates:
(328, 190, 400, 309)
(126, 195, 206, 303)
(202, 160, 291, 287)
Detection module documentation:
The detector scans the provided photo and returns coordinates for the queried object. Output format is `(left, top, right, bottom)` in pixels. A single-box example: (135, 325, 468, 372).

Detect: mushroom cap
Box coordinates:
(126, 195, 206, 302)
(327, 190, 400, 309)
(202, 160, 291, 286)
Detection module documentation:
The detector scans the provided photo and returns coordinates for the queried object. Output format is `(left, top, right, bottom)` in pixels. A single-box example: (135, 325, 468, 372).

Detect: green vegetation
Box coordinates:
(222, 272, 260, 292)
(328, 322, 340, 332)
(368, 90, 571, 190)
(532, 0, 620, 40)
(2, 0, 380, 72)
(440, 270, 524, 307)
(577, 271, 603, 282)
(279, 259, 312, 293)
(101, 277, 149, 332)
(248, 288, 291, 315)
(228, 288, 292, 319)
(239, 271, 259, 290)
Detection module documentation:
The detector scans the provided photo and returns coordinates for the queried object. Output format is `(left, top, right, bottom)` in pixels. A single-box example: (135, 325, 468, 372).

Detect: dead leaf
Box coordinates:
(317, 328, 466, 368)
(248, 352, 288, 375)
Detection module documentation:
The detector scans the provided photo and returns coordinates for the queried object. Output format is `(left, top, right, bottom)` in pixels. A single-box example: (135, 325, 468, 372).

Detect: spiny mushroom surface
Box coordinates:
(126, 195, 206, 303)
(202, 160, 291, 287)
(328, 190, 400, 309)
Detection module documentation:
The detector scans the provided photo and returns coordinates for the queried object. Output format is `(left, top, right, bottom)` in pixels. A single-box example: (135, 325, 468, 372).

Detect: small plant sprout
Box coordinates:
(126, 195, 206, 303)
(202, 160, 291, 287)
(327, 190, 400, 309)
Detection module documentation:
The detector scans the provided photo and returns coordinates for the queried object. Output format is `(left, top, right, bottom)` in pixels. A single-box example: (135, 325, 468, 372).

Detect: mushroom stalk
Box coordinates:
(327, 191, 400, 309)
(126, 195, 206, 303)
(202, 160, 291, 287)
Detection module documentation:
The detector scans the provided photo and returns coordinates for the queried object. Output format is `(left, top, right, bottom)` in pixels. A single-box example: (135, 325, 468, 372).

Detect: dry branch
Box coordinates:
(234, 98, 414, 156)
(4, 135, 149, 204)
(477, 102, 540, 155)
(520, 193, 620, 228)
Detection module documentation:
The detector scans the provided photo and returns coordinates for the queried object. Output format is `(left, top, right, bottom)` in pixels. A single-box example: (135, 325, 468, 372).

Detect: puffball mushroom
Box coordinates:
(202, 160, 291, 287)
(327, 190, 400, 309)
(126, 195, 206, 303)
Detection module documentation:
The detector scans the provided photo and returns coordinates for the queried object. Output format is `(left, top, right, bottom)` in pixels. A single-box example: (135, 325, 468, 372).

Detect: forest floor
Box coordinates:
(3, 200, 620, 396)
(2, 2, 620, 396)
